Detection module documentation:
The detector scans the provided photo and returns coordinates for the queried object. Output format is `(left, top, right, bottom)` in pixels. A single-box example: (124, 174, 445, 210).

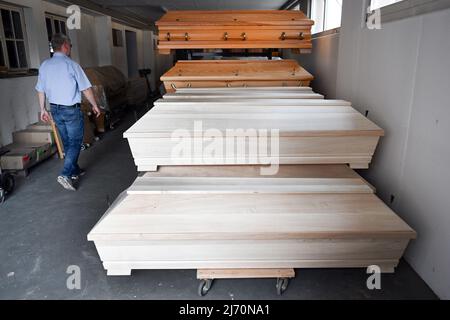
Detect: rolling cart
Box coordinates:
(0, 166, 15, 204)
(197, 269, 295, 297)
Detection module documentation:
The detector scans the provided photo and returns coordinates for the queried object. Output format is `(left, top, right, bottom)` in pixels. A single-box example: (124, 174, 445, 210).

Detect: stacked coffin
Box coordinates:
(88, 165, 415, 276)
(156, 10, 314, 55)
(124, 89, 382, 172)
(161, 60, 314, 92)
(89, 10, 415, 281)
(88, 87, 416, 277)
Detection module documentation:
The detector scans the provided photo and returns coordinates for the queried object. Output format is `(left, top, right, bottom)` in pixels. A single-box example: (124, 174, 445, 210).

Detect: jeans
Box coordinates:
(50, 105, 84, 178)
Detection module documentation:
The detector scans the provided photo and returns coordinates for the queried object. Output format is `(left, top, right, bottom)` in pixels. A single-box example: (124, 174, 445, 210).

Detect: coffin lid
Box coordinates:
(87, 166, 415, 242)
(161, 60, 314, 82)
(156, 10, 315, 27)
(123, 105, 385, 139)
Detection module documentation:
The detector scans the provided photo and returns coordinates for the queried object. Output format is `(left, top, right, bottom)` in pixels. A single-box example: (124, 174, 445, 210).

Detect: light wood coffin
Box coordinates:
(156, 10, 314, 55)
(124, 96, 384, 172)
(163, 89, 323, 100)
(87, 165, 416, 276)
(161, 60, 314, 92)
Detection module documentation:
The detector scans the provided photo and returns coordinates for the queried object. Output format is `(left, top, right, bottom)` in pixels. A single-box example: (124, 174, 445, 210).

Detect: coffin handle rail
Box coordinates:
(165, 32, 190, 41)
(281, 32, 305, 40)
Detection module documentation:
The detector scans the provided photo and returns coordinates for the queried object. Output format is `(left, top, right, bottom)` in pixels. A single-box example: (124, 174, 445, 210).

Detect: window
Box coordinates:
(370, 0, 405, 10)
(0, 5, 28, 70)
(45, 14, 67, 54)
(368, 0, 450, 23)
(112, 29, 123, 47)
(310, 0, 342, 34)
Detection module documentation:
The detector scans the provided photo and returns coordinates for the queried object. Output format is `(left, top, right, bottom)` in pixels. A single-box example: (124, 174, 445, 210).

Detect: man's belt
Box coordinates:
(50, 103, 81, 108)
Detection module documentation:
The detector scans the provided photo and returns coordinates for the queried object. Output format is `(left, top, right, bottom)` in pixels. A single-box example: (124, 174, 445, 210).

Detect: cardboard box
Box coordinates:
(13, 130, 55, 145)
(0, 142, 54, 170)
(27, 122, 52, 131)
(0, 148, 37, 170)
(34, 143, 53, 162)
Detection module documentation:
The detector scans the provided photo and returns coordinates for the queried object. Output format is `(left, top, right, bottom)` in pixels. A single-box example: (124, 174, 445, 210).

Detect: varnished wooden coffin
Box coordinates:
(124, 90, 384, 172)
(87, 165, 416, 276)
(156, 10, 314, 55)
(161, 60, 314, 93)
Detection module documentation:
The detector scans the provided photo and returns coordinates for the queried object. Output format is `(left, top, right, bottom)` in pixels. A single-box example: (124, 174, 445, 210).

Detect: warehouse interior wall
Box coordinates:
(0, 0, 48, 147)
(284, 31, 340, 99)
(110, 22, 146, 78)
(76, 13, 99, 67)
(0, 0, 156, 147)
(142, 30, 156, 92)
(336, 0, 450, 299)
(125, 30, 139, 78)
(285, 0, 450, 299)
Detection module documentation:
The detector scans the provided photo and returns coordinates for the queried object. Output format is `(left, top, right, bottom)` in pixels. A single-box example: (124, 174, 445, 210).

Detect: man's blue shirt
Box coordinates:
(35, 52, 91, 105)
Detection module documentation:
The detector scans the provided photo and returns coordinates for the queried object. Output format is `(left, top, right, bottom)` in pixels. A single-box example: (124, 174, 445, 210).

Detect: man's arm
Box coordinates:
(37, 91, 51, 123)
(82, 88, 102, 118)
(72, 62, 101, 118)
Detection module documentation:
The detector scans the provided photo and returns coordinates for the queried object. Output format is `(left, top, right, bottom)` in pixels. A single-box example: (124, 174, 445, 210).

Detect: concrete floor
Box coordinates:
(0, 112, 438, 300)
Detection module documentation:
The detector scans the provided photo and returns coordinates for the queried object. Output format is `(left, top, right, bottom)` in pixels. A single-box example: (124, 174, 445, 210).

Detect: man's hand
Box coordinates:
(41, 109, 51, 123)
(92, 105, 102, 118)
(82, 88, 102, 118)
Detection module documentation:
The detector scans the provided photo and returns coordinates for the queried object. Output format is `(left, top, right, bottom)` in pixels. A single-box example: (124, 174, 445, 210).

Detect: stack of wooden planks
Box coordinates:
(161, 60, 314, 93)
(156, 10, 314, 55)
(88, 87, 415, 279)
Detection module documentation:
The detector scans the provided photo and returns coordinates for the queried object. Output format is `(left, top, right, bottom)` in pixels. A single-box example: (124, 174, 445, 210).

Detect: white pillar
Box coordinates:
(94, 15, 113, 66)
(142, 30, 156, 91)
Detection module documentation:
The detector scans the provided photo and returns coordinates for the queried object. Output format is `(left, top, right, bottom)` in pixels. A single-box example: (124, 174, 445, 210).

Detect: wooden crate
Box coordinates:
(156, 10, 314, 55)
(87, 165, 415, 276)
(161, 60, 314, 92)
(124, 94, 384, 172)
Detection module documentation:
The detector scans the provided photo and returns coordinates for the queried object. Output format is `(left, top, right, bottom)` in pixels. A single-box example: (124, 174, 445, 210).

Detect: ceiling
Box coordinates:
(66, 0, 289, 29)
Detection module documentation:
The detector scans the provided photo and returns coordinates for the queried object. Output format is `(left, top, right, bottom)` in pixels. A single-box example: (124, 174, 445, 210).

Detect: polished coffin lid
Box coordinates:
(161, 60, 314, 82)
(156, 10, 314, 27)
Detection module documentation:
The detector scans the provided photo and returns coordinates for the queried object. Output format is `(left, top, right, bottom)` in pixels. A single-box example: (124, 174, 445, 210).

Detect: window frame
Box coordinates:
(300, 0, 342, 38)
(367, 0, 450, 24)
(112, 28, 124, 47)
(0, 3, 29, 71)
(0, 26, 5, 69)
(45, 13, 68, 55)
(45, 13, 67, 38)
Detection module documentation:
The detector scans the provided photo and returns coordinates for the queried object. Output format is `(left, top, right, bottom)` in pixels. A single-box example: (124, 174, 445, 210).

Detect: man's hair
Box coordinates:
(51, 33, 71, 51)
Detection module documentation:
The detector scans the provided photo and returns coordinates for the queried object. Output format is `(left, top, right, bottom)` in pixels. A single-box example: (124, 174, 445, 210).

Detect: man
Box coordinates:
(36, 33, 101, 191)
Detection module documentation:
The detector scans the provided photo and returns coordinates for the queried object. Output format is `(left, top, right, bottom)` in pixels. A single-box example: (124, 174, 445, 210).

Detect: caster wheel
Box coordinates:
(18, 169, 29, 178)
(276, 278, 289, 296)
(198, 279, 213, 297)
(2, 173, 15, 194)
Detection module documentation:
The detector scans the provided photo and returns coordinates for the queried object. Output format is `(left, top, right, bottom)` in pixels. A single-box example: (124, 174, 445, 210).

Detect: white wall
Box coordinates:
(76, 13, 99, 67)
(0, 0, 155, 147)
(0, 76, 39, 146)
(111, 22, 147, 78)
(0, 0, 48, 147)
(142, 30, 156, 91)
(94, 15, 113, 67)
(336, 0, 450, 299)
(284, 32, 340, 99)
(111, 22, 127, 77)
